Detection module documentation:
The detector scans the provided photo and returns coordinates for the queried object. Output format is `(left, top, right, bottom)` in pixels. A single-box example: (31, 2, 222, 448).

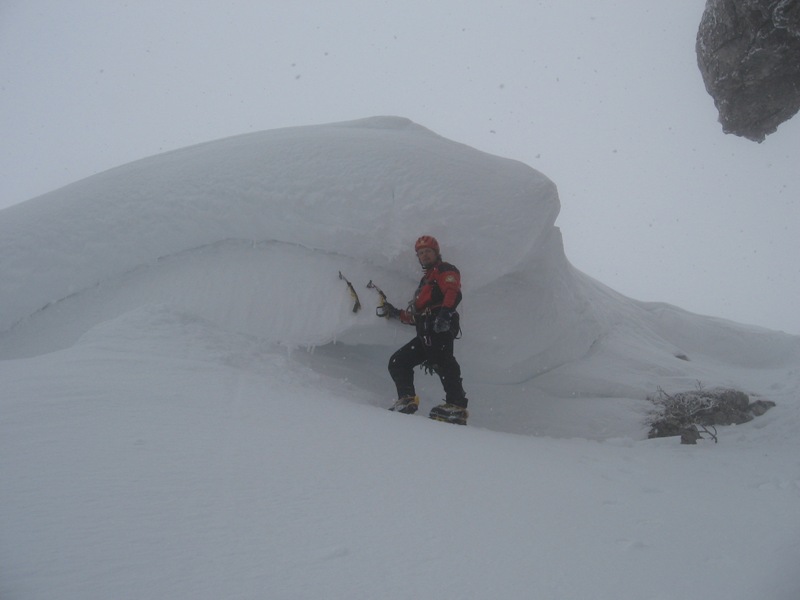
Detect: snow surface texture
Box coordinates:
(2, 117, 799, 599)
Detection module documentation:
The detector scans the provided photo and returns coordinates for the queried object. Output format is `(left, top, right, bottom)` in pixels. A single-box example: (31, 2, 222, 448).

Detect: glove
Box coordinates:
(433, 309, 453, 333)
(377, 301, 400, 319)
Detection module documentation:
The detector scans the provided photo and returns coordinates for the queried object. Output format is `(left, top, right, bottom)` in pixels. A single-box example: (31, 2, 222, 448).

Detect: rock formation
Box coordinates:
(696, 0, 800, 141)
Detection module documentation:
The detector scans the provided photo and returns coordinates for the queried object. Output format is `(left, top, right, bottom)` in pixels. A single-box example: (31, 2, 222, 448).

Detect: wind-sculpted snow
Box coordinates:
(1, 116, 798, 404)
(0, 116, 556, 335)
(2, 111, 800, 600)
(0, 116, 584, 380)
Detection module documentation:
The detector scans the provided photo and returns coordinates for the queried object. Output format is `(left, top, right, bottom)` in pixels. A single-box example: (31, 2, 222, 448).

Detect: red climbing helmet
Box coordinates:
(414, 235, 440, 254)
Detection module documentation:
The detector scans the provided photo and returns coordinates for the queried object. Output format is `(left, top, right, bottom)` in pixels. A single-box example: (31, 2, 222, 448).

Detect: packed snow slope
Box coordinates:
(1, 116, 798, 438)
(2, 117, 800, 600)
(3, 304, 798, 600)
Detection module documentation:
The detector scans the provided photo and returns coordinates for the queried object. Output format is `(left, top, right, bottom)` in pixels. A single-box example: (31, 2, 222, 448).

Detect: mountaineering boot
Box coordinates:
(389, 395, 419, 414)
(429, 402, 469, 425)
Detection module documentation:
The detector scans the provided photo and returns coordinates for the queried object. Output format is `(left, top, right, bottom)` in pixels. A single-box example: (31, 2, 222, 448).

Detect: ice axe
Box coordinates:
(366, 280, 390, 317)
(338, 271, 361, 313)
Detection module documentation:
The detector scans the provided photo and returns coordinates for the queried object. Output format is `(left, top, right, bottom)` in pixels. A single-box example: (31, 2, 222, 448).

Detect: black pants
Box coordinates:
(388, 329, 467, 408)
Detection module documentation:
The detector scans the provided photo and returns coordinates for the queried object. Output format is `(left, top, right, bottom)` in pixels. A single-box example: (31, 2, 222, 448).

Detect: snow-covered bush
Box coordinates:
(646, 384, 776, 444)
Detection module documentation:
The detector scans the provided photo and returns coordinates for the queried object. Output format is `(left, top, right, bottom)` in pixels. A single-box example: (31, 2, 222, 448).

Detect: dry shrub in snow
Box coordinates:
(647, 384, 775, 444)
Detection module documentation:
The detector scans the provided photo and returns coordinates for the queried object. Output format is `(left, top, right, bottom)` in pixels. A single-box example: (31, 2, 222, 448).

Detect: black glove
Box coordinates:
(433, 309, 453, 333)
(377, 301, 400, 319)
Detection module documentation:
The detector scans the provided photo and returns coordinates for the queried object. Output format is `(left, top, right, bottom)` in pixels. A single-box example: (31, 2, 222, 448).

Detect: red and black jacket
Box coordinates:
(399, 260, 462, 327)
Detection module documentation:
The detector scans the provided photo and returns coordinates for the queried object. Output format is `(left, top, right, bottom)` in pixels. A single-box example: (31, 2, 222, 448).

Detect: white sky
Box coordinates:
(1, 0, 798, 334)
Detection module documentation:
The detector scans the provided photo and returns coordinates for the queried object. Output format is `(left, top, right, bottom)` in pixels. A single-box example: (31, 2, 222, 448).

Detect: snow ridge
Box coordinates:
(1, 117, 798, 439)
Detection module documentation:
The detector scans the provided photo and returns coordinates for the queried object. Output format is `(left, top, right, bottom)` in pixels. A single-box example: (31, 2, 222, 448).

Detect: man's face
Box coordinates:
(416, 247, 438, 268)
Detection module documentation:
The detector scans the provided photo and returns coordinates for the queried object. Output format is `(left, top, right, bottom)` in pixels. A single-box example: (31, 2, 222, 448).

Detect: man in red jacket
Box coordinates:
(380, 235, 469, 425)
